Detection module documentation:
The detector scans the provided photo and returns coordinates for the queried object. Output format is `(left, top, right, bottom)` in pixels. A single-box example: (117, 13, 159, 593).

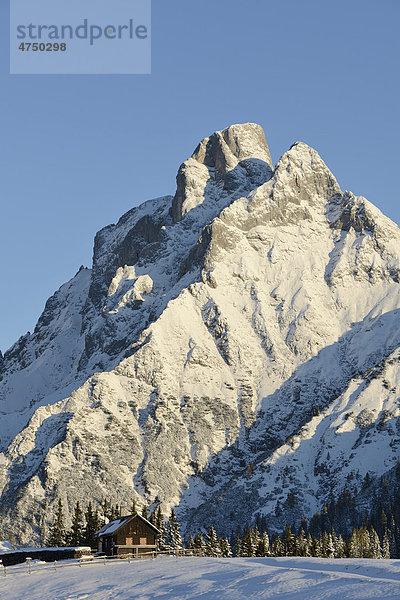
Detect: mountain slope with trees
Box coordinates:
(1, 123, 400, 544)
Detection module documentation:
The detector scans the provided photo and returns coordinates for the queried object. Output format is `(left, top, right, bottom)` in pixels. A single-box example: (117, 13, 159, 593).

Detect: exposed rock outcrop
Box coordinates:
(1, 123, 400, 544)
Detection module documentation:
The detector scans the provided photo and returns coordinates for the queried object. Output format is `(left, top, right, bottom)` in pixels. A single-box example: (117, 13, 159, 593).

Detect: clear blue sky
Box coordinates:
(0, 0, 399, 352)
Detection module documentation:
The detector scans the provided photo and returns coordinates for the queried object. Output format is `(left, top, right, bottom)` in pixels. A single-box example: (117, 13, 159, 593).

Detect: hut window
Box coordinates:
(140, 537, 147, 545)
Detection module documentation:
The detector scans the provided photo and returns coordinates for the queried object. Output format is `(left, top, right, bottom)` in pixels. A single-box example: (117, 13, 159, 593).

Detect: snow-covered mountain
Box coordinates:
(1, 123, 400, 544)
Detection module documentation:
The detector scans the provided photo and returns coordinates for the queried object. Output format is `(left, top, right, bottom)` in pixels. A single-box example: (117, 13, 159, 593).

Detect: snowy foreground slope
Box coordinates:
(3, 557, 400, 600)
(1, 122, 400, 542)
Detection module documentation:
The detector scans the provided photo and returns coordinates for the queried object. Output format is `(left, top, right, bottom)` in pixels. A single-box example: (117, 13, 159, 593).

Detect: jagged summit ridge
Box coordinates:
(172, 123, 273, 222)
(1, 123, 400, 544)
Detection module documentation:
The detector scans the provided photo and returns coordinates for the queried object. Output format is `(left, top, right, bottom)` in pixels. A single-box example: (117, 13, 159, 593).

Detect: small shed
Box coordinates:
(95, 513, 160, 557)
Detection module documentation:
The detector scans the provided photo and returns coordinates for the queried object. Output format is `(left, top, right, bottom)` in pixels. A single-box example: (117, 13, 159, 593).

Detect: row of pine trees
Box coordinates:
(46, 469, 400, 558)
(47, 499, 185, 551)
(46, 494, 398, 559)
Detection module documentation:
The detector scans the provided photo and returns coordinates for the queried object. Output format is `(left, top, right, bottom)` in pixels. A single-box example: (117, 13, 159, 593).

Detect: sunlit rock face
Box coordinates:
(1, 123, 400, 544)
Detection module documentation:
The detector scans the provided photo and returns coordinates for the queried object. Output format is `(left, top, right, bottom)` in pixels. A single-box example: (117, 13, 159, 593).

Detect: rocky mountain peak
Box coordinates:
(193, 122, 273, 167)
(171, 123, 273, 223)
(2, 123, 400, 545)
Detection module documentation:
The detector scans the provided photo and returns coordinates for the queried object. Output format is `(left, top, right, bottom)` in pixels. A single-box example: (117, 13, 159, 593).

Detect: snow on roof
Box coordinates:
(95, 513, 160, 537)
(138, 514, 161, 534)
(95, 516, 132, 537)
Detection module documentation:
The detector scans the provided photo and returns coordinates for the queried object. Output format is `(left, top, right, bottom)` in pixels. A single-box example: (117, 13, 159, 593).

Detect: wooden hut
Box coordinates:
(95, 513, 160, 557)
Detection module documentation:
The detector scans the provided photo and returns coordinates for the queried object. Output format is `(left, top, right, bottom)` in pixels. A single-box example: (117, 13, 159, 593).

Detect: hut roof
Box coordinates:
(95, 513, 161, 537)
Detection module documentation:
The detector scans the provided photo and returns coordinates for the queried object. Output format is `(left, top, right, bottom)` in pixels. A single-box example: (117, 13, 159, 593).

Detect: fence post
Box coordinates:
(103, 556, 106, 566)
(54, 561, 57, 571)
(26, 557, 32, 575)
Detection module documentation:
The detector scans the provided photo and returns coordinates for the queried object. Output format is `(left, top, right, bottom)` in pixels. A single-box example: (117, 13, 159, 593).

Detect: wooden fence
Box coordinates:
(0, 548, 201, 578)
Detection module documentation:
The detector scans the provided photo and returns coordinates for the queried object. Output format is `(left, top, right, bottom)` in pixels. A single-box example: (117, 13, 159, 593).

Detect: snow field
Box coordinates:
(2, 556, 400, 600)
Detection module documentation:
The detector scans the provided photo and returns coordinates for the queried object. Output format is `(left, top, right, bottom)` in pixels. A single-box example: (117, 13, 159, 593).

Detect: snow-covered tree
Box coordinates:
(219, 537, 232, 557)
(335, 535, 346, 558)
(152, 507, 167, 551)
(253, 526, 261, 549)
(167, 509, 183, 550)
(234, 533, 243, 557)
(369, 527, 382, 559)
(256, 531, 270, 557)
(282, 525, 295, 556)
(242, 529, 256, 557)
(359, 527, 371, 558)
(297, 529, 308, 557)
(321, 532, 335, 558)
(348, 528, 360, 558)
(193, 533, 206, 556)
(271, 536, 284, 556)
(205, 525, 221, 557)
(382, 531, 390, 558)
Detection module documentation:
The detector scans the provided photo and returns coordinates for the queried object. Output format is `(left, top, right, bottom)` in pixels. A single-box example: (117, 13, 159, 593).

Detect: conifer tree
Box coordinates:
(297, 529, 307, 557)
(167, 509, 183, 550)
(242, 528, 256, 557)
(348, 528, 360, 558)
(47, 499, 66, 547)
(292, 532, 301, 556)
(142, 504, 148, 520)
(359, 526, 371, 558)
(253, 526, 261, 550)
(322, 532, 335, 558)
(381, 510, 388, 535)
(155, 506, 163, 530)
(282, 525, 295, 556)
(311, 536, 322, 558)
(84, 502, 100, 548)
(234, 532, 243, 557)
(130, 499, 137, 515)
(101, 499, 111, 522)
(219, 537, 232, 557)
(335, 535, 346, 558)
(193, 533, 206, 556)
(256, 531, 270, 557)
(369, 526, 382, 559)
(107, 503, 118, 522)
(68, 501, 85, 546)
(306, 533, 314, 557)
(388, 517, 397, 558)
(382, 530, 390, 558)
(271, 536, 284, 556)
(205, 525, 221, 557)
(154, 507, 167, 551)
(149, 508, 157, 526)
(157, 520, 168, 551)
